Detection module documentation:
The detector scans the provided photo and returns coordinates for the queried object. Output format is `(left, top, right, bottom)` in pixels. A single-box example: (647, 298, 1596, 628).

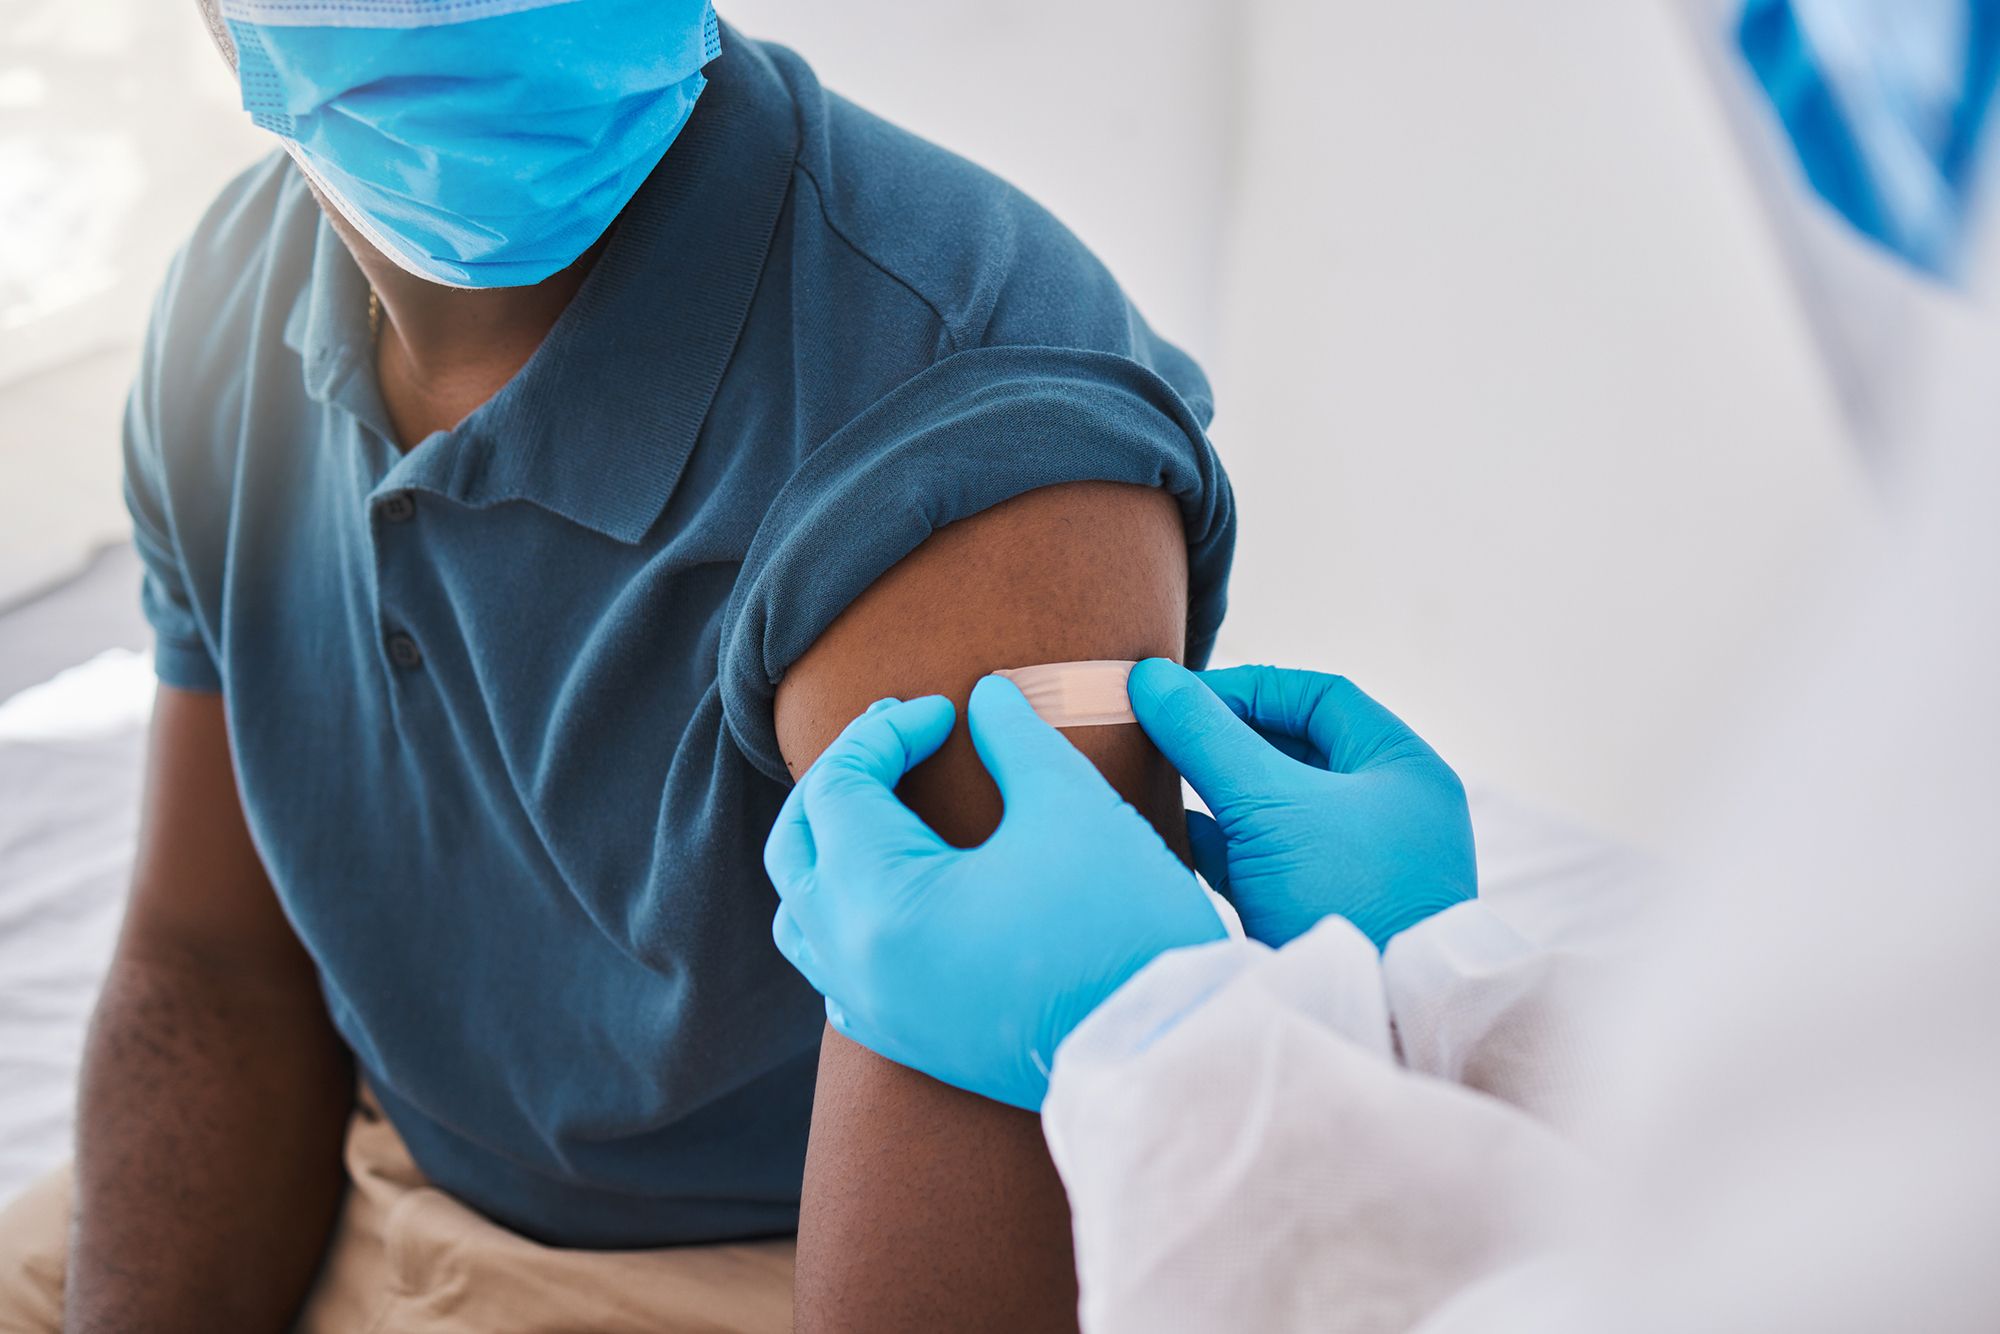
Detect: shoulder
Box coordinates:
(139, 150, 319, 429)
(754, 40, 1202, 404)
(156, 149, 317, 340)
(178, 149, 315, 285)
(129, 148, 321, 510)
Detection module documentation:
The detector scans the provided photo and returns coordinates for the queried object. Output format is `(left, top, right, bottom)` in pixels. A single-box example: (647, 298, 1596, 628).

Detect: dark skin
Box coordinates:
(775, 481, 1192, 1334)
(67, 689, 355, 1333)
(348, 218, 611, 447)
(69, 10, 1196, 1330)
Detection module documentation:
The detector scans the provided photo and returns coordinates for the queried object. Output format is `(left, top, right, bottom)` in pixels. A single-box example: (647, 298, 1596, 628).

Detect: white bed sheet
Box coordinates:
(0, 653, 1663, 1207)
(0, 650, 153, 1203)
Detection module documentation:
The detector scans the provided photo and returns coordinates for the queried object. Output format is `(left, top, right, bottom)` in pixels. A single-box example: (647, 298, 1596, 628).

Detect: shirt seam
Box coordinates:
(790, 158, 970, 356)
(152, 627, 209, 653)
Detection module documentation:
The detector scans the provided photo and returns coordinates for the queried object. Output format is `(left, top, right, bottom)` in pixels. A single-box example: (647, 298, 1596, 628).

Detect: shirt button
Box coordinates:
(377, 491, 416, 524)
(386, 633, 423, 669)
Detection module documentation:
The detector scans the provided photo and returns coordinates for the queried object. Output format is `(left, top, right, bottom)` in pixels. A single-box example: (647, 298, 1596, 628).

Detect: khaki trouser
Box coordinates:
(0, 1092, 794, 1333)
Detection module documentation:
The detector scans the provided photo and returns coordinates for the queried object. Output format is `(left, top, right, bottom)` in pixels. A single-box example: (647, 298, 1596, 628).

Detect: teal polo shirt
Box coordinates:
(123, 24, 1235, 1248)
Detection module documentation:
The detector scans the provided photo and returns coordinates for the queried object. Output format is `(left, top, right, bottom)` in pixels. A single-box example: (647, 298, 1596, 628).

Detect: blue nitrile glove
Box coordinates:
(1127, 659, 1476, 949)
(764, 676, 1227, 1111)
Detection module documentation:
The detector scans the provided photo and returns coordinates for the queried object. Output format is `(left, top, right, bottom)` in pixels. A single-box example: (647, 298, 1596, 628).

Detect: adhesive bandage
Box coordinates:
(993, 660, 1138, 728)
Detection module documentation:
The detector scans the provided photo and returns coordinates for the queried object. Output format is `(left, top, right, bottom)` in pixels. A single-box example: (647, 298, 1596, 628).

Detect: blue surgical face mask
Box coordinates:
(220, 0, 720, 288)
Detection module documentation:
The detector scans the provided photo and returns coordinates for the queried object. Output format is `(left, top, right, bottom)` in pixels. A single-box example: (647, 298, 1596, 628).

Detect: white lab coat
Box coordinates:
(1039, 211, 2000, 1334)
(1042, 405, 2000, 1331)
(1042, 895, 1614, 1334)
(1040, 19, 2000, 1331)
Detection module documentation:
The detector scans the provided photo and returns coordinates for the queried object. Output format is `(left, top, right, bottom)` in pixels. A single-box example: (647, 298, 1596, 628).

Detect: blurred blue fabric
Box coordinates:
(1740, 0, 2000, 276)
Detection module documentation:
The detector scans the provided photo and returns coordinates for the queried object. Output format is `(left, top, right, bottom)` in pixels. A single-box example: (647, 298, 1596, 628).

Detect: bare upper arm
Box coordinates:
(774, 479, 1193, 1334)
(119, 685, 316, 988)
(775, 478, 1190, 851)
(69, 694, 353, 1333)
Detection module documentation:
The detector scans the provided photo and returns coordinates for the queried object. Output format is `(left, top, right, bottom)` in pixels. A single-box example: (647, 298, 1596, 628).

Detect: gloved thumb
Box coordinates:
(1128, 658, 1287, 817)
(966, 674, 1122, 815)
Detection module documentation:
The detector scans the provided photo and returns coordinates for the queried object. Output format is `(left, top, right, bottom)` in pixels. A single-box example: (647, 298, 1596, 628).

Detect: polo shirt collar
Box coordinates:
(286, 208, 390, 441)
(292, 22, 798, 545)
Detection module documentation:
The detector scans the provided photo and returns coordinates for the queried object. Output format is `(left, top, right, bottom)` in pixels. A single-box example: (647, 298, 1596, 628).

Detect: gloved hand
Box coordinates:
(1127, 659, 1476, 949)
(765, 676, 1226, 1111)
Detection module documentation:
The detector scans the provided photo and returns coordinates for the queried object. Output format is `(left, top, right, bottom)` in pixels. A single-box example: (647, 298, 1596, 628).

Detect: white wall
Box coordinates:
(0, 0, 272, 605)
(1209, 0, 1878, 846)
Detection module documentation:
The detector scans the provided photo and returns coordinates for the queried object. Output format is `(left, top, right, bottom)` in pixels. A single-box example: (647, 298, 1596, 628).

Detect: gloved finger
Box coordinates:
(801, 695, 958, 871)
(966, 675, 1126, 817)
(771, 901, 817, 980)
(790, 696, 908, 797)
(807, 695, 952, 785)
(762, 780, 817, 898)
(824, 999, 889, 1063)
(1126, 658, 1289, 813)
(765, 701, 931, 915)
(1185, 808, 1230, 896)
(1196, 664, 1426, 774)
(775, 906, 847, 1016)
(824, 1000, 908, 1076)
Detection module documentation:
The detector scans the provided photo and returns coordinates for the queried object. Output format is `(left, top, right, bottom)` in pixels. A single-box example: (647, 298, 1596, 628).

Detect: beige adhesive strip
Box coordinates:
(993, 660, 1138, 728)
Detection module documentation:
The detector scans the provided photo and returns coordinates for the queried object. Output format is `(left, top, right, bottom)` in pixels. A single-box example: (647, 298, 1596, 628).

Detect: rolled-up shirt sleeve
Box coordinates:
(718, 344, 1234, 786)
(123, 260, 223, 695)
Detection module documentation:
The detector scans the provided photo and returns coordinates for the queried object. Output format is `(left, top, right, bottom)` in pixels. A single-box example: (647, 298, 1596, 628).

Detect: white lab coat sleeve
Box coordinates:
(1043, 917, 1591, 1334)
(1383, 900, 1617, 1135)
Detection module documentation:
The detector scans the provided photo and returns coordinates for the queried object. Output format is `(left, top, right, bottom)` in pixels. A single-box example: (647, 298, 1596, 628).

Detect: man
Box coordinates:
(0, 1, 1233, 1329)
